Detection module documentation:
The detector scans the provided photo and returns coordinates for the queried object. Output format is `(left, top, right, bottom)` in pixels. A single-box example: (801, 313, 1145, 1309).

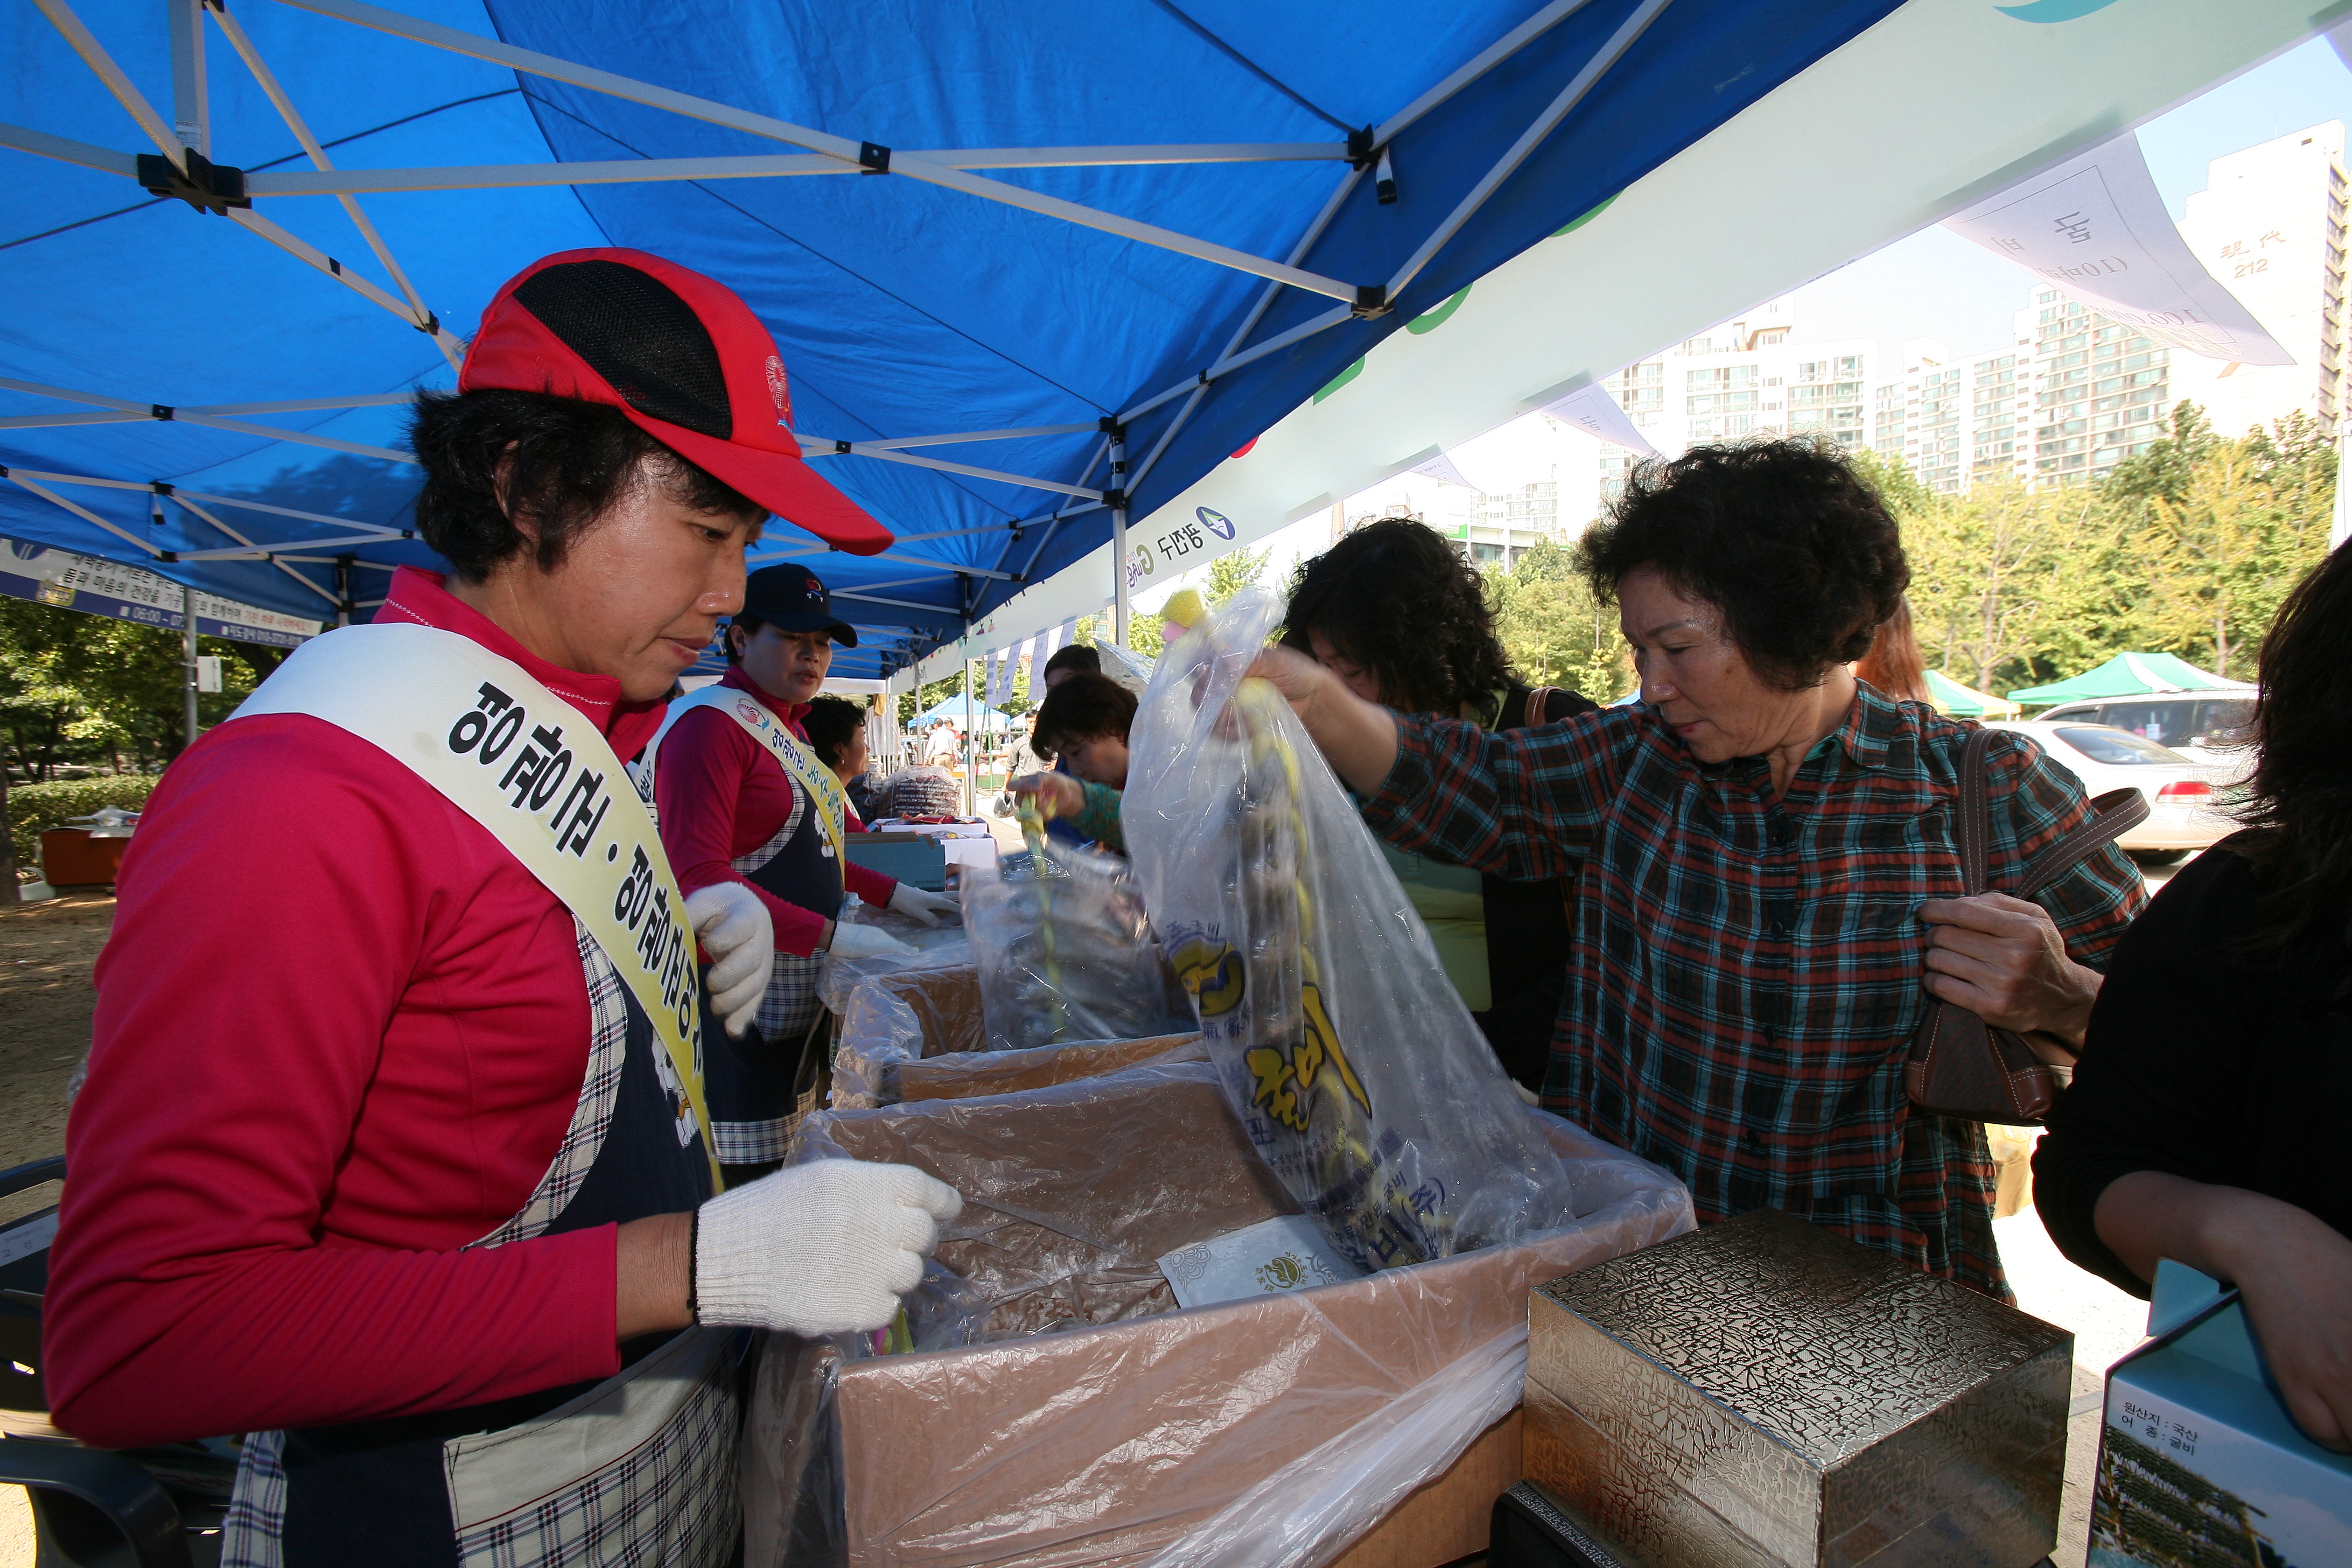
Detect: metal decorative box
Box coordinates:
(1524, 1208, 2071, 1567)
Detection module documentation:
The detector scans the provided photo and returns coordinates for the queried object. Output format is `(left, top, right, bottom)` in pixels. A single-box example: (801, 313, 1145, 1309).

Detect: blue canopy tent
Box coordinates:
(905, 697, 1013, 734)
(1, 0, 1907, 680)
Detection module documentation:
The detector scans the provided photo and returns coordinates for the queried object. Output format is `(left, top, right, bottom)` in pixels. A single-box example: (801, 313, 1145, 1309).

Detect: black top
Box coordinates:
(1481, 682, 1600, 1002)
(2034, 834, 2352, 1298)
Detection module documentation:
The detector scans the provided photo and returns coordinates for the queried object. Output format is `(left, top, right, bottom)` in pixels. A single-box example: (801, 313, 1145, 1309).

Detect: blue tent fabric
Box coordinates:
(3, 0, 1904, 676)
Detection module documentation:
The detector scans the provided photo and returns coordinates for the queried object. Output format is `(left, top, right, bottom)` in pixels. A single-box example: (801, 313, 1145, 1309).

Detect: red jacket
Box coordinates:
(653, 666, 894, 955)
(47, 568, 662, 1448)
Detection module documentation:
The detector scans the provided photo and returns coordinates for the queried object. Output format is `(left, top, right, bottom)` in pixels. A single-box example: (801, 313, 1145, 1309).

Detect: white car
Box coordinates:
(2032, 692, 2256, 774)
(1980, 720, 2236, 865)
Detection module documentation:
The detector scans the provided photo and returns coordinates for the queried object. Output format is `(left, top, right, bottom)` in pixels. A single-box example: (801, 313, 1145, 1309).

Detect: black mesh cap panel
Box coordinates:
(512, 260, 733, 438)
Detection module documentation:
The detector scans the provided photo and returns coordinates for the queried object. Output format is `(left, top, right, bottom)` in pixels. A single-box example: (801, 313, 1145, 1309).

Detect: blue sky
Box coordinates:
(1786, 36, 2352, 355)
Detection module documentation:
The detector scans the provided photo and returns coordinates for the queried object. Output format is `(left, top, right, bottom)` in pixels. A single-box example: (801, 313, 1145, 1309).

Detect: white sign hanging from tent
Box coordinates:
(1943, 134, 2292, 365)
(1534, 382, 1663, 459)
(0, 537, 323, 647)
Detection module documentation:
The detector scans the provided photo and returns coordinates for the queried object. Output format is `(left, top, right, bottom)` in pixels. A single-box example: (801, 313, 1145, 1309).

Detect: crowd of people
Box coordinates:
(31, 242, 2352, 1565)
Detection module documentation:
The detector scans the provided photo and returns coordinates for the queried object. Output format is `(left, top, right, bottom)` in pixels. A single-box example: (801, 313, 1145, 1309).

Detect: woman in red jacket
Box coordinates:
(45, 249, 959, 1567)
(649, 562, 956, 1180)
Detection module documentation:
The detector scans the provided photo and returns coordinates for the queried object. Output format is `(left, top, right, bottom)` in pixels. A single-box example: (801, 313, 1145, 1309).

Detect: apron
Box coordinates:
(647, 688, 849, 1168)
(216, 624, 736, 1566)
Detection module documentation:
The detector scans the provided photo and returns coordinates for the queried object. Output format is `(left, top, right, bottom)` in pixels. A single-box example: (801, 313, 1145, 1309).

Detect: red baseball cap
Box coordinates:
(460, 248, 891, 555)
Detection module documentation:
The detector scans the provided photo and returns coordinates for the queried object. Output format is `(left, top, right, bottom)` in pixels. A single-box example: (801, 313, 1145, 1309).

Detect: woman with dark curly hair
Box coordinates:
(2035, 541, 2352, 1446)
(1280, 518, 1598, 1089)
(1252, 438, 2145, 1298)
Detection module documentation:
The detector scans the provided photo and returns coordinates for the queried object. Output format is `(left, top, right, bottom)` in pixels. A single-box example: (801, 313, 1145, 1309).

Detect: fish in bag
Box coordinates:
(1122, 590, 1576, 1271)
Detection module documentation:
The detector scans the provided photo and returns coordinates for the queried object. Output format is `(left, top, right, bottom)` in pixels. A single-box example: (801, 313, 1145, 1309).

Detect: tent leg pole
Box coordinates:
(181, 584, 199, 749)
(963, 654, 976, 817)
(1108, 425, 1130, 647)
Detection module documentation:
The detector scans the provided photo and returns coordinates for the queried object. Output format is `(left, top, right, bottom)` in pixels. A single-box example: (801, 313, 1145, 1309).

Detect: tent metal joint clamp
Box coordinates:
(137, 149, 249, 215)
(858, 141, 891, 174)
(1352, 283, 1389, 318)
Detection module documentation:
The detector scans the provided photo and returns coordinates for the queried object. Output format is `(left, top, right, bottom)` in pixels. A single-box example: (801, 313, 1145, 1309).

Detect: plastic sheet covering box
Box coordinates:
(741, 1063, 1693, 1567)
(1523, 1208, 2071, 1568)
(827, 949, 1206, 1107)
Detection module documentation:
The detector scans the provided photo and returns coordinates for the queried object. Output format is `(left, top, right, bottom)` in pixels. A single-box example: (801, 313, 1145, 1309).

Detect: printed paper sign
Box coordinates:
(1535, 382, 1664, 458)
(1944, 134, 2292, 365)
(1157, 1214, 1365, 1310)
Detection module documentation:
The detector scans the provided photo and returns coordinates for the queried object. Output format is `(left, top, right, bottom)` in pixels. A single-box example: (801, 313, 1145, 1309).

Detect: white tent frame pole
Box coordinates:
(226, 207, 468, 359)
(1007, 439, 1109, 579)
(1108, 426, 1131, 647)
(167, 0, 207, 157)
(0, 378, 413, 417)
(28, 0, 468, 359)
(0, 121, 135, 174)
(169, 494, 350, 609)
(0, 375, 418, 461)
(31, 0, 180, 159)
(5, 470, 167, 557)
(270, 0, 1367, 304)
(1123, 165, 1369, 491)
(832, 590, 961, 613)
(7, 466, 408, 539)
(240, 142, 1348, 195)
(868, 552, 1017, 581)
(207, 1, 458, 371)
(1371, 0, 1604, 145)
(1385, 0, 1672, 302)
(857, 422, 1100, 452)
(172, 530, 414, 560)
(802, 439, 1103, 500)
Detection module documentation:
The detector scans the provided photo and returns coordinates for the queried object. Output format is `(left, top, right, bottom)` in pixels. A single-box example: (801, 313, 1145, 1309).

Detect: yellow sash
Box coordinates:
(646, 684, 849, 865)
(233, 623, 722, 1187)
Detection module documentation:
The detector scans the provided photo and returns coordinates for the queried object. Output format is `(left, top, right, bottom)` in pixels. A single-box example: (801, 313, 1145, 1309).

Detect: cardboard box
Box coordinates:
(1524, 1208, 2071, 1568)
(743, 1064, 1694, 1567)
(2090, 1259, 2352, 1568)
(830, 953, 1205, 1105)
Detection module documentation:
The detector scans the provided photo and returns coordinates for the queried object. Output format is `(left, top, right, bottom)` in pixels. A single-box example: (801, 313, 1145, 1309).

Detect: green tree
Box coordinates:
(1490, 537, 1633, 702)
(0, 599, 270, 780)
(1205, 545, 1271, 606)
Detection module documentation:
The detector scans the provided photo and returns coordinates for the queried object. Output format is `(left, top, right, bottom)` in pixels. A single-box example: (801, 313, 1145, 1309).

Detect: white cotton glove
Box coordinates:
(886, 883, 961, 927)
(695, 1159, 964, 1334)
(825, 922, 915, 962)
(685, 883, 772, 1039)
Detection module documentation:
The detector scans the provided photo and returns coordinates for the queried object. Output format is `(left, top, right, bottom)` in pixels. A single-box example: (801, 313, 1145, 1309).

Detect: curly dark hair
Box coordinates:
(1577, 437, 1909, 690)
(1279, 518, 1513, 715)
(409, 388, 761, 580)
(2233, 540, 2352, 957)
(1030, 671, 1136, 760)
(800, 695, 866, 772)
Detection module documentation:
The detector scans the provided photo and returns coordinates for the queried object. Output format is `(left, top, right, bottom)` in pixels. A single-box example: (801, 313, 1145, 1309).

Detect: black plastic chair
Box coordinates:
(0, 1154, 226, 1568)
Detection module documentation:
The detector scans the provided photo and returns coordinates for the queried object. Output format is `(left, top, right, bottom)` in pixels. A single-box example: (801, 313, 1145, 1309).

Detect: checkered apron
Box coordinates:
(222, 923, 737, 1567)
(709, 781, 832, 1166)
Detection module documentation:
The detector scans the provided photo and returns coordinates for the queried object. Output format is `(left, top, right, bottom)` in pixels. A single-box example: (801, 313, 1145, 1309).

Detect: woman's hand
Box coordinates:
(1919, 892, 2102, 1046)
(2097, 1172, 2352, 1451)
(1243, 647, 1401, 794)
(1007, 772, 1085, 819)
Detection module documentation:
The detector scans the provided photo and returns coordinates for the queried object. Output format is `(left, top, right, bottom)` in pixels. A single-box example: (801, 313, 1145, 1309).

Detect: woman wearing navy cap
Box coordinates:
(647, 561, 957, 1180)
(46, 249, 961, 1566)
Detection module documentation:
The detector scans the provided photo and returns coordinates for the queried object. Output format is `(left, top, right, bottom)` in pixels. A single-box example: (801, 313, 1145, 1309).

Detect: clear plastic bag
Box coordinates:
(1123, 589, 1578, 1272)
(962, 844, 1192, 1052)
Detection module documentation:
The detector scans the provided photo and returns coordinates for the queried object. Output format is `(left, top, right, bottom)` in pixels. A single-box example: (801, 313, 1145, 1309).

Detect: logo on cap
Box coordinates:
(765, 355, 792, 424)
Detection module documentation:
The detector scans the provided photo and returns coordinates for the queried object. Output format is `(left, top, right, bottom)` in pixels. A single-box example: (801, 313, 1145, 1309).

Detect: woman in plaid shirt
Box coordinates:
(1258, 440, 2144, 1298)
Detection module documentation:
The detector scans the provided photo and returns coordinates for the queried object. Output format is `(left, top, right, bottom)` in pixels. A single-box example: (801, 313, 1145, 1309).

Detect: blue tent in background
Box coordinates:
(2, 0, 1905, 677)
(905, 697, 1014, 733)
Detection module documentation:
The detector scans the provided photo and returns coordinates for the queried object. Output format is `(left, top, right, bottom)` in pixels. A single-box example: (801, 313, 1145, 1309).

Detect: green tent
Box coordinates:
(2007, 652, 2252, 706)
(1924, 670, 2019, 719)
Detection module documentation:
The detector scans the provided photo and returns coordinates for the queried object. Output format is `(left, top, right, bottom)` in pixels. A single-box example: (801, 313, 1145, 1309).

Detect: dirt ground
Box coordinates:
(0, 890, 108, 1226)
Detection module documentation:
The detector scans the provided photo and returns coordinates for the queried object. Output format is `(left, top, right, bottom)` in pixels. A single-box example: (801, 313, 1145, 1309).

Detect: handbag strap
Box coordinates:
(1952, 726, 2151, 900)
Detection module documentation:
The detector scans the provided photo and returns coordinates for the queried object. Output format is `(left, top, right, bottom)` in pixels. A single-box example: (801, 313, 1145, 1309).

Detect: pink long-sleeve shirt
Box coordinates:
(45, 567, 665, 1449)
(652, 664, 894, 955)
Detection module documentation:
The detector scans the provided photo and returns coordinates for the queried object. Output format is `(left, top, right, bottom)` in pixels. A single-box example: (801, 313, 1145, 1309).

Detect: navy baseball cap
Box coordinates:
(740, 562, 856, 646)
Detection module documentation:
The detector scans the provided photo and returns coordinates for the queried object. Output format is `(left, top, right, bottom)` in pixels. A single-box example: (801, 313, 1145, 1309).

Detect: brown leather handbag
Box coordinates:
(1905, 726, 2148, 1125)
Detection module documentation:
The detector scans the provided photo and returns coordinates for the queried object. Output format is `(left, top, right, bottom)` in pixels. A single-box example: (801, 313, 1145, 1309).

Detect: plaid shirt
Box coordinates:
(1367, 682, 2145, 1299)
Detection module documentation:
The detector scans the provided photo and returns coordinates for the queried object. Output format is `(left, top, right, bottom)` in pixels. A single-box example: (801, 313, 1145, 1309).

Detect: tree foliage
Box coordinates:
(1488, 537, 1634, 702)
(1885, 401, 2334, 691)
(0, 599, 275, 782)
